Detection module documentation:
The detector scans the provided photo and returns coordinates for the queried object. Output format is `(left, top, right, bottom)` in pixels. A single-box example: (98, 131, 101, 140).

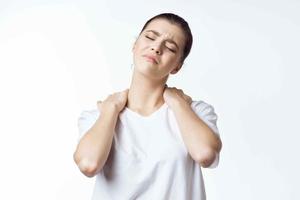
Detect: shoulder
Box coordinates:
(190, 100, 217, 114)
(78, 108, 100, 121)
(190, 99, 219, 135)
(77, 108, 100, 139)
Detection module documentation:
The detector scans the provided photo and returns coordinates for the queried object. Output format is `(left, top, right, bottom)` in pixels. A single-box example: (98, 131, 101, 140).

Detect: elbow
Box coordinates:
(73, 152, 100, 178)
(194, 135, 222, 168)
(78, 159, 99, 178)
(194, 148, 219, 168)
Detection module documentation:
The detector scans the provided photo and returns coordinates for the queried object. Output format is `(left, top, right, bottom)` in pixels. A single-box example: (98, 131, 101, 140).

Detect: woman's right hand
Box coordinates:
(97, 89, 129, 113)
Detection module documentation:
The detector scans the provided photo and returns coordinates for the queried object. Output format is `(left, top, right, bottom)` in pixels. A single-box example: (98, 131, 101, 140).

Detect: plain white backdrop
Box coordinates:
(0, 0, 299, 199)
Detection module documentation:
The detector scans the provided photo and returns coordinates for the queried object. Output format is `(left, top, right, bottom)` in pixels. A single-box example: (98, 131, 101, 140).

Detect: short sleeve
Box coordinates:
(190, 100, 220, 136)
(77, 109, 100, 141)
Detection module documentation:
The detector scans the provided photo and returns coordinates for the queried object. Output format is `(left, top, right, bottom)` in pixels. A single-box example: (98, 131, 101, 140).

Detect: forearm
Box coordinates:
(171, 99, 222, 166)
(74, 106, 119, 177)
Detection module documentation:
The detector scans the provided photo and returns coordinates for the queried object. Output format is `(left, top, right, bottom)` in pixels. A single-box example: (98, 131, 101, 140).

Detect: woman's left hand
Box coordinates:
(163, 86, 193, 108)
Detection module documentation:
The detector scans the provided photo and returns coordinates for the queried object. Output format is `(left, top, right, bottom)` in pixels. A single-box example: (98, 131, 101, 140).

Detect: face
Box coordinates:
(132, 19, 186, 80)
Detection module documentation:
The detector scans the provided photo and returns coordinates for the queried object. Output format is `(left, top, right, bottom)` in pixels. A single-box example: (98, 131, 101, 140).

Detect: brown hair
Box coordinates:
(139, 13, 193, 63)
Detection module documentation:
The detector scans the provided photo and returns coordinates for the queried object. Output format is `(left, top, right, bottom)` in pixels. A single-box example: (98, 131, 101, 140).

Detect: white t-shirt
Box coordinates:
(77, 100, 220, 200)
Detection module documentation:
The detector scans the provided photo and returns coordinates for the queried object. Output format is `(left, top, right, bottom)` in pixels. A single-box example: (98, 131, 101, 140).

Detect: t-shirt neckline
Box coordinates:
(124, 102, 168, 119)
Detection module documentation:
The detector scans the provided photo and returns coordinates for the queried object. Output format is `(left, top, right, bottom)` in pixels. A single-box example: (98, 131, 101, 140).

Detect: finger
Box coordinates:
(187, 96, 193, 104)
(185, 94, 192, 100)
(183, 94, 191, 100)
(183, 95, 189, 101)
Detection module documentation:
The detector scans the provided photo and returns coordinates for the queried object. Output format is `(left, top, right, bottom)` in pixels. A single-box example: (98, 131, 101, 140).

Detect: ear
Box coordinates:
(170, 62, 183, 74)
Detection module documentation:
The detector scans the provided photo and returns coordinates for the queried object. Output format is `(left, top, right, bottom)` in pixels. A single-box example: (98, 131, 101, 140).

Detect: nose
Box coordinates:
(151, 43, 162, 55)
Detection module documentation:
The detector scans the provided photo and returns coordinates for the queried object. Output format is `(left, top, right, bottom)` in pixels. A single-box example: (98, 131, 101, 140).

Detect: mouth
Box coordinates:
(143, 55, 158, 64)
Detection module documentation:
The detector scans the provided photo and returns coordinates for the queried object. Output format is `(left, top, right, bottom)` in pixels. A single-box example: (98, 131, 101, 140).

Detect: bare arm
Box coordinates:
(73, 89, 128, 177)
(163, 87, 222, 168)
(73, 105, 119, 177)
(171, 99, 222, 168)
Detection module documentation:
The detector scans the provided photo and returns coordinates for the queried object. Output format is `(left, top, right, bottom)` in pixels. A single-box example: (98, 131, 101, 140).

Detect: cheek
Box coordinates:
(165, 54, 180, 66)
(134, 44, 147, 56)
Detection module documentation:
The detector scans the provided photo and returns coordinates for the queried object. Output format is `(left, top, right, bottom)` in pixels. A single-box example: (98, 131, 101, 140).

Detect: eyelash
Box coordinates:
(145, 36, 176, 53)
(145, 36, 154, 40)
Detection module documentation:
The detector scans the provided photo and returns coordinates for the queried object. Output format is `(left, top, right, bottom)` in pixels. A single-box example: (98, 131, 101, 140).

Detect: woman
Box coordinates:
(74, 13, 222, 200)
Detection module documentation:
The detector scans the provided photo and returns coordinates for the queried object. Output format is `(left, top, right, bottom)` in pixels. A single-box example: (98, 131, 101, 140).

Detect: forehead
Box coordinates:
(143, 19, 185, 46)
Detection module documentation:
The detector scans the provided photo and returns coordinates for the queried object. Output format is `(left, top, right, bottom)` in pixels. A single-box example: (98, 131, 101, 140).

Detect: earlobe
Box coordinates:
(170, 67, 180, 74)
(170, 63, 183, 74)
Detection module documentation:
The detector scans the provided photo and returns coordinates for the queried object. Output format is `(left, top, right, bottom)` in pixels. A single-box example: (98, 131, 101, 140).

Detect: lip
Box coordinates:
(143, 55, 158, 64)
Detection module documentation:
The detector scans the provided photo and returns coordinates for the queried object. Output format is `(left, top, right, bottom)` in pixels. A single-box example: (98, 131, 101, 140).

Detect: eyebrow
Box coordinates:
(145, 30, 179, 50)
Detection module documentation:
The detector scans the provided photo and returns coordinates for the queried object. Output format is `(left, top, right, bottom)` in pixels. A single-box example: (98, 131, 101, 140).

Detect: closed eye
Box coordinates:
(145, 35, 176, 53)
(167, 47, 176, 53)
(145, 36, 154, 40)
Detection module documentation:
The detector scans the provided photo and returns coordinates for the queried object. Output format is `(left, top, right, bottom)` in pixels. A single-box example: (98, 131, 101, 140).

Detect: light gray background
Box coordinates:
(0, 0, 299, 199)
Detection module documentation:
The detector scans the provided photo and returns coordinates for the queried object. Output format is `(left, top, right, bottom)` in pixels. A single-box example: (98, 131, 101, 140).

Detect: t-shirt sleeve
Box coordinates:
(77, 109, 100, 141)
(190, 100, 220, 136)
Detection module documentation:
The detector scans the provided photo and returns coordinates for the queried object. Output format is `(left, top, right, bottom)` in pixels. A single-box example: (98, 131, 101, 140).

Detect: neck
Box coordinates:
(126, 70, 168, 111)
